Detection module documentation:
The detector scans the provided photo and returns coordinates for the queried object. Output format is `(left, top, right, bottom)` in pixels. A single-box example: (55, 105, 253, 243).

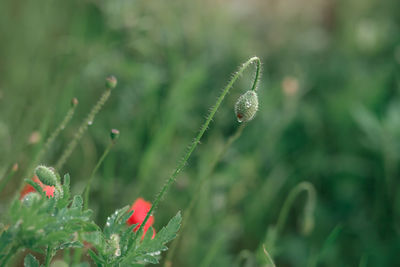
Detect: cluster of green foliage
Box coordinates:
(0, 171, 181, 266)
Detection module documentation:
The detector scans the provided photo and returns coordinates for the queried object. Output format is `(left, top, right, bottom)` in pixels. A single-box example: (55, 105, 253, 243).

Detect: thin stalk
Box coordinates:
(0, 163, 18, 194)
(131, 57, 261, 248)
(275, 181, 316, 234)
(55, 88, 112, 171)
(164, 124, 246, 266)
(263, 245, 276, 267)
(1, 245, 19, 266)
(26, 98, 78, 176)
(44, 245, 54, 267)
(83, 141, 114, 209)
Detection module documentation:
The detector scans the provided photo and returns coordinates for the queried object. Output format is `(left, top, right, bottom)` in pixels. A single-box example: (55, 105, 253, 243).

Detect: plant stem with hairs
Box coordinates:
(26, 98, 78, 177)
(130, 56, 262, 251)
(164, 123, 246, 266)
(267, 181, 317, 254)
(263, 245, 276, 267)
(55, 76, 117, 171)
(83, 132, 117, 209)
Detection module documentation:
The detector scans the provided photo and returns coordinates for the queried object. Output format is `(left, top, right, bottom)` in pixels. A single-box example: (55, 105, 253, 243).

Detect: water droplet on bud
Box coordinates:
(234, 90, 259, 122)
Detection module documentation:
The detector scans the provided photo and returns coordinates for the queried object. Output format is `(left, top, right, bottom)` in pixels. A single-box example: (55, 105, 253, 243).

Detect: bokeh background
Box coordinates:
(1, 0, 400, 266)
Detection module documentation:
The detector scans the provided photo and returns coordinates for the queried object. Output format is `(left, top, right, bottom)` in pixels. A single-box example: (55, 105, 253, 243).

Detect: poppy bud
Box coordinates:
(71, 97, 79, 107)
(234, 90, 259, 122)
(110, 129, 120, 141)
(35, 165, 58, 186)
(105, 75, 117, 89)
(12, 163, 18, 172)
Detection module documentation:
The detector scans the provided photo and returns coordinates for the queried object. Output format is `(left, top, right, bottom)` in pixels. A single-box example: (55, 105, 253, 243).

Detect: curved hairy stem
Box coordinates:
(164, 123, 246, 265)
(55, 88, 112, 170)
(132, 56, 262, 247)
(28, 98, 78, 174)
(275, 181, 316, 234)
(83, 141, 114, 209)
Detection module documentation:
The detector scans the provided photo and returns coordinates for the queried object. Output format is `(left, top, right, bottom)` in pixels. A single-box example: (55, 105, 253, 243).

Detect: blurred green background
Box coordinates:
(1, 0, 400, 266)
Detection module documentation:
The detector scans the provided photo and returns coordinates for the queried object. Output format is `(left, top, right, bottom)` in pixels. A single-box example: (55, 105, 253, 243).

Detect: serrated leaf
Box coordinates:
(83, 231, 104, 248)
(63, 174, 70, 187)
(71, 195, 83, 209)
(104, 206, 131, 238)
(123, 211, 182, 264)
(153, 211, 182, 245)
(25, 179, 45, 197)
(24, 254, 39, 267)
(88, 249, 105, 265)
(58, 174, 71, 205)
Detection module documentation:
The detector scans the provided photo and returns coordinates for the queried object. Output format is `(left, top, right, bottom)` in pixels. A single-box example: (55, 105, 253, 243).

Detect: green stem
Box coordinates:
(0, 163, 18, 194)
(275, 181, 316, 234)
(164, 123, 246, 266)
(26, 99, 78, 176)
(1, 245, 19, 266)
(83, 141, 114, 209)
(262, 245, 276, 267)
(55, 88, 112, 171)
(132, 56, 261, 246)
(44, 245, 54, 267)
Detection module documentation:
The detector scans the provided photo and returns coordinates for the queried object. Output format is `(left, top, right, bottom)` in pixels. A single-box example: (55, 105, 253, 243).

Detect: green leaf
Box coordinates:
(88, 249, 105, 265)
(63, 174, 70, 187)
(0, 229, 14, 254)
(24, 254, 40, 267)
(104, 206, 131, 238)
(25, 179, 45, 197)
(71, 195, 83, 209)
(153, 211, 182, 245)
(123, 211, 182, 265)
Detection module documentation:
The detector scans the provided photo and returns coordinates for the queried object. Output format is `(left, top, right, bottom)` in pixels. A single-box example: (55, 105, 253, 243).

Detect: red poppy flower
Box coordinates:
(126, 198, 156, 239)
(20, 176, 55, 199)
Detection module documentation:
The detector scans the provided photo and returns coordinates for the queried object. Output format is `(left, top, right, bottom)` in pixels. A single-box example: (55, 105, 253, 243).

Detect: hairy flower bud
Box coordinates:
(234, 90, 259, 122)
(105, 75, 118, 89)
(35, 165, 58, 186)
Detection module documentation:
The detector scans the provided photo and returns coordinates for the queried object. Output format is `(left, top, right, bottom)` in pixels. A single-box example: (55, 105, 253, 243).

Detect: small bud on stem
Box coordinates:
(35, 165, 58, 186)
(12, 163, 18, 172)
(110, 129, 120, 142)
(71, 97, 79, 107)
(105, 75, 118, 89)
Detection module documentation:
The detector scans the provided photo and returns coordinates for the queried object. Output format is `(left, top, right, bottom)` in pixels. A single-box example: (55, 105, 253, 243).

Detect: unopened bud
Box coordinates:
(71, 97, 79, 107)
(28, 131, 41, 144)
(35, 165, 58, 186)
(234, 90, 259, 122)
(105, 75, 117, 89)
(110, 129, 120, 141)
(12, 163, 18, 172)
